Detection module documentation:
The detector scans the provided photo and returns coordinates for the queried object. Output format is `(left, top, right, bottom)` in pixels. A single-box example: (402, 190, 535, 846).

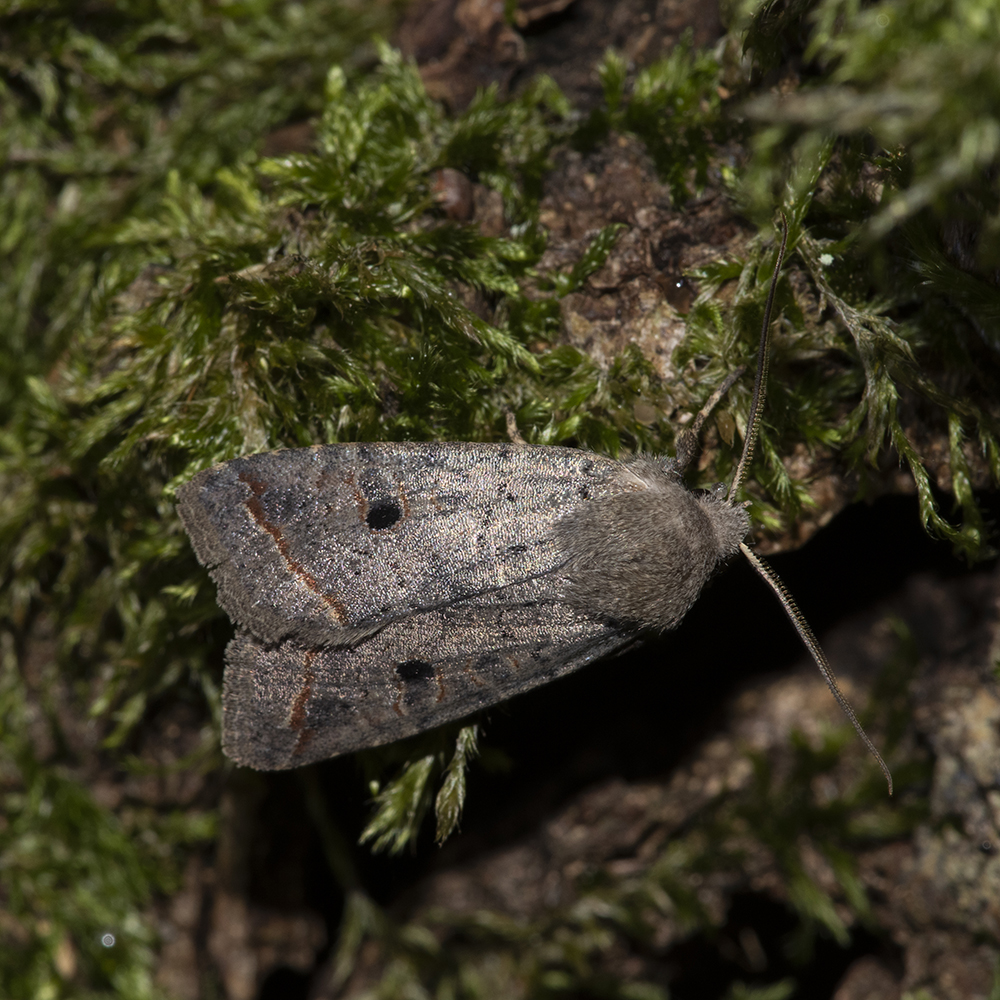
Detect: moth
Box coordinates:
(177, 220, 891, 791)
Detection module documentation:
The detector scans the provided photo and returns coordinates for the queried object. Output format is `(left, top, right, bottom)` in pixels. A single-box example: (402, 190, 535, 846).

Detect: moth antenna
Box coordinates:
(740, 542, 893, 795)
(722, 214, 892, 793)
(675, 365, 747, 475)
(727, 213, 789, 505)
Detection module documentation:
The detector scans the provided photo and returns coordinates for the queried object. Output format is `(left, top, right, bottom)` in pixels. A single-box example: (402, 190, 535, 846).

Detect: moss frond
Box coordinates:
(3, 5, 999, 992)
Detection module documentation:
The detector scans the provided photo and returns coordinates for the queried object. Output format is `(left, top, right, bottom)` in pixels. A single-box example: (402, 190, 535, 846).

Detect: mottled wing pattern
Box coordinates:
(177, 442, 628, 648)
(222, 578, 634, 768)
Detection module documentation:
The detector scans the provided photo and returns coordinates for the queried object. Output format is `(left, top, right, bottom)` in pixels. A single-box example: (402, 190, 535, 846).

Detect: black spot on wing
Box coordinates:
(395, 659, 434, 682)
(366, 499, 402, 530)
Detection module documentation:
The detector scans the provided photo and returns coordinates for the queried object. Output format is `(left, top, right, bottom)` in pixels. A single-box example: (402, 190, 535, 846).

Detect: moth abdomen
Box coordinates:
(555, 458, 749, 632)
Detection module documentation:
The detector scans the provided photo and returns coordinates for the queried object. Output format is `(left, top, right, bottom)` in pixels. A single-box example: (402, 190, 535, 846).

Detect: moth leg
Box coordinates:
(675, 364, 747, 474)
(504, 409, 527, 445)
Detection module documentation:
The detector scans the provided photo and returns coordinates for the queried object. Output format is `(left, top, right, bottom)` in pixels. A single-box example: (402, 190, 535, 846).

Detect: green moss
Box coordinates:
(0, 0, 396, 418)
(577, 40, 731, 205)
(0, 649, 215, 998)
(2, 0, 1000, 993)
(738, 0, 1000, 555)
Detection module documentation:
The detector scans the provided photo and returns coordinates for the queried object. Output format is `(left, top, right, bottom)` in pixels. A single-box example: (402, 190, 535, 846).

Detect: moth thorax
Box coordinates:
(556, 460, 749, 632)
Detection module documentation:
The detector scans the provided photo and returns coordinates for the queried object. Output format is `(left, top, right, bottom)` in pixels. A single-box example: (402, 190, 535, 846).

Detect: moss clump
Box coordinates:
(0, 651, 216, 997)
(2, 0, 1000, 994)
(738, 0, 1000, 557)
(0, 0, 395, 418)
(744, 0, 1000, 251)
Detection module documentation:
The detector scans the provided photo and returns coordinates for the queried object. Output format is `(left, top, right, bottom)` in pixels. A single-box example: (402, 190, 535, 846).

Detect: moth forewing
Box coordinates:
(177, 442, 630, 645)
